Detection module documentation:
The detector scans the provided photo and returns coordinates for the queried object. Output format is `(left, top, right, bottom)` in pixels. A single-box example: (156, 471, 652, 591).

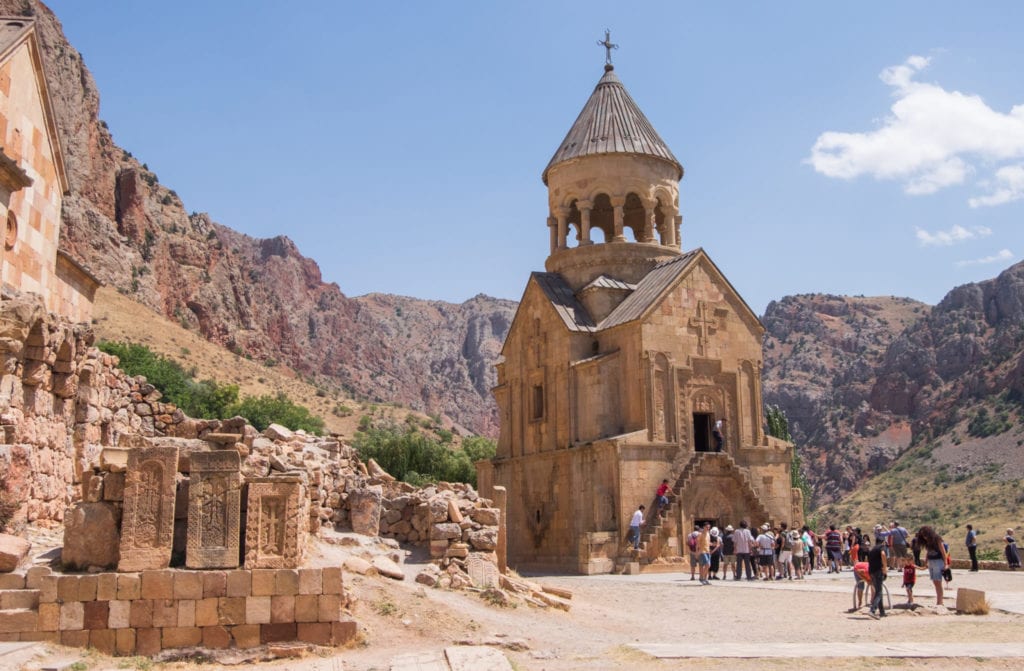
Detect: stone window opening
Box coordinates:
(566, 200, 581, 248)
(530, 384, 545, 421)
(693, 412, 714, 452)
(590, 193, 614, 242)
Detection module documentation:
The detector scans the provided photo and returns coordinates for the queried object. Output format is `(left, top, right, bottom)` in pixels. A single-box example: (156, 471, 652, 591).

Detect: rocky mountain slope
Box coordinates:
(8, 0, 515, 436)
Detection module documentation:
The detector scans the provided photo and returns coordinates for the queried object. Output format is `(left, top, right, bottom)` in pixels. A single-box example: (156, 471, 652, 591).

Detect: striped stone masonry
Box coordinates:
(0, 566, 355, 655)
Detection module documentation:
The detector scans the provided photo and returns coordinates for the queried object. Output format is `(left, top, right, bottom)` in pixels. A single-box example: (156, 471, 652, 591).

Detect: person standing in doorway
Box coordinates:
(966, 524, 979, 572)
(712, 418, 725, 452)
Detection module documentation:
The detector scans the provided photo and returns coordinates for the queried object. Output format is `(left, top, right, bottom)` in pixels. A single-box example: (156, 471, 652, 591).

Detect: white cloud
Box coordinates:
(969, 164, 1024, 207)
(807, 56, 1024, 203)
(916, 224, 992, 246)
(954, 249, 1014, 267)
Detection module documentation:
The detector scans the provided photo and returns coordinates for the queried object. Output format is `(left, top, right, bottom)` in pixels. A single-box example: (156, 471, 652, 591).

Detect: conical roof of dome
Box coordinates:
(543, 65, 682, 184)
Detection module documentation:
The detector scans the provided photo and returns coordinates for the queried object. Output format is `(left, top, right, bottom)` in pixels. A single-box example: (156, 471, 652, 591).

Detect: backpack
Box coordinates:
(687, 532, 698, 551)
(781, 532, 792, 551)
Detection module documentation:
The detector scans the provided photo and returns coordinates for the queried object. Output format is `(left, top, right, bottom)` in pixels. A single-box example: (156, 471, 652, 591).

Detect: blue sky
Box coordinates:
(46, 1, 1024, 314)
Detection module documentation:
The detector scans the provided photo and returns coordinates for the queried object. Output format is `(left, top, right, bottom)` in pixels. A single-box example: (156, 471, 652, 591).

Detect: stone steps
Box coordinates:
(0, 589, 40, 611)
(0, 608, 38, 636)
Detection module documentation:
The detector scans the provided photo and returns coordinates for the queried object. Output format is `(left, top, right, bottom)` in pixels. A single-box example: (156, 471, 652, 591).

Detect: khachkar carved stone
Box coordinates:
(118, 446, 179, 572)
(245, 476, 308, 569)
(186, 450, 242, 569)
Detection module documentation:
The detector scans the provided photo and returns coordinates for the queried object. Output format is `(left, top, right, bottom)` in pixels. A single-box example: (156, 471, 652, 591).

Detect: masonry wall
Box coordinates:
(0, 566, 355, 654)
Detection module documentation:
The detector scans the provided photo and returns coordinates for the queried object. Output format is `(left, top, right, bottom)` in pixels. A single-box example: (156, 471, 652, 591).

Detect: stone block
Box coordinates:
(136, 628, 161, 656)
(0, 608, 36, 633)
(202, 570, 227, 598)
(82, 600, 109, 629)
(297, 622, 332, 645)
(117, 573, 141, 600)
(348, 485, 382, 536)
(448, 499, 464, 523)
(108, 600, 131, 629)
(177, 599, 196, 627)
(78, 574, 98, 601)
(203, 625, 231, 649)
(0, 589, 38, 609)
(129, 600, 153, 628)
(218, 597, 246, 625)
(96, 573, 118, 601)
(62, 502, 120, 571)
(186, 451, 242, 569)
(297, 568, 322, 595)
(332, 618, 358, 645)
(956, 587, 987, 613)
(294, 594, 319, 622)
(57, 575, 79, 601)
(103, 471, 125, 502)
(318, 594, 341, 622)
(195, 598, 219, 627)
(25, 566, 50, 590)
(250, 569, 275, 596)
(119, 446, 179, 571)
(322, 566, 343, 595)
(152, 598, 178, 628)
(60, 630, 90, 648)
(275, 569, 299, 595)
(89, 628, 116, 655)
(37, 575, 57, 604)
(0, 574, 24, 589)
(246, 596, 271, 624)
(37, 603, 59, 631)
(244, 477, 308, 569)
(260, 622, 297, 643)
(141, 570, 174, 599)
(231, 623, 261, 648)
(0, 533, 30, 572)
(271, 595, 295, 623)
(59, 601, 84, 630)
(83, 470, 104, 502)
(101, 447, 130, 472)
(173, 571, 203, 600)
(115, 628, 136, 655)
(163, 626, 202, 649)
(430, 539, 449, 558)
(226, 569, 250, 597)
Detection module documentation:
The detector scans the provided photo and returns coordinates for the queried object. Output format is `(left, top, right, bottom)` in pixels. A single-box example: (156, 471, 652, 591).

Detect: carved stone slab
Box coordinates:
(186, 450, 241, 569)
(244, 476, 307, 569)
(118, 446, 179, 571)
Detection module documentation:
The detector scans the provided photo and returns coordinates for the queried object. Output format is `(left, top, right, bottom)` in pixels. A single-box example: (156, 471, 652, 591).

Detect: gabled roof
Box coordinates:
(599, 250, 700, 329)
(580, 274, 635, 292)
(543, 65, 683, 184)
(0, 16, 69, 194)
(532, 272, 596, 333)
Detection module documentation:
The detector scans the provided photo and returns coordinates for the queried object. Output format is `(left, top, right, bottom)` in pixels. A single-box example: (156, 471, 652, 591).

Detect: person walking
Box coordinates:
(697, 522, 712, 585)
(628, 505, 645, 551)
(867, 528, 889, 618)
(966, 524, 979, 572)
(825, 524, 843, 573)
(915, 526, 950, 606)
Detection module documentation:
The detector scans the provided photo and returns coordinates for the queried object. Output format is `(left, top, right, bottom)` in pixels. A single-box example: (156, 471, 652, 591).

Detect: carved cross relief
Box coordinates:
(688, 300, 719, 356)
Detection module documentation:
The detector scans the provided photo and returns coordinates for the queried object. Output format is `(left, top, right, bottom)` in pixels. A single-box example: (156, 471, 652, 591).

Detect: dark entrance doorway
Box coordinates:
(693, 413, 713, 452)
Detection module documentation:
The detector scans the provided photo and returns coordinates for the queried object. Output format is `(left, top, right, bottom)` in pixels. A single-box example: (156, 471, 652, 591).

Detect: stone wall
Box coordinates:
(0, 566, 355, 653)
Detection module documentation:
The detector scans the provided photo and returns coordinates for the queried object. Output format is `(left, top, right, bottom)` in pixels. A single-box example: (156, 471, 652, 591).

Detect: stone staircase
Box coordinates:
(0, 571, 43, 642)
(617, 452, 771, 573)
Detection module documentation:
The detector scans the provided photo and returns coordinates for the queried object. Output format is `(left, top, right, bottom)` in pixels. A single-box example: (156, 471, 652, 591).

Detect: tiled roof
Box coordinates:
(543, 65, 682, 183)
(532, 272, 597, 333)
(598, 250, 700, 329)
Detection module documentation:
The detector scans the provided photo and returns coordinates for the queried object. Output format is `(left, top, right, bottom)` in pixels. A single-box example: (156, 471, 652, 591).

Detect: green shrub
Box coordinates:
(225, 393, 324, 434)
(352, 423, 495, 487)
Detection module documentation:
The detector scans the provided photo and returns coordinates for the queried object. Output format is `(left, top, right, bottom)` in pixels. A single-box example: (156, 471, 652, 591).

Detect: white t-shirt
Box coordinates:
(630, 510, 644, 527)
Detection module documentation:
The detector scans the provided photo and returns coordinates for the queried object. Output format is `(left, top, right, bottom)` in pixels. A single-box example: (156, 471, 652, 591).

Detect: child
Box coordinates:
(902, 556, 917, 604)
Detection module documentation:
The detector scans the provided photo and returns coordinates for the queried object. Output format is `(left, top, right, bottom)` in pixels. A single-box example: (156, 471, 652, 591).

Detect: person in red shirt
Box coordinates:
(902, 556, 917, 604)
(655, 479, 670, 517)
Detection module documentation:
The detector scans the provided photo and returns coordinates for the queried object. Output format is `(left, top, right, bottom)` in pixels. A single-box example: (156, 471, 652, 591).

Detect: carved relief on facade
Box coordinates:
(244, 476, 308, 569)
(118, 446, 179, 571)
(186, 450, 241, 569)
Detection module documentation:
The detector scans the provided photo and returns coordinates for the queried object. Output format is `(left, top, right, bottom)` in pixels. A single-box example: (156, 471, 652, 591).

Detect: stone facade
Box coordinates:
(0, 17, 97, 323)
(479, 63, 797, 574)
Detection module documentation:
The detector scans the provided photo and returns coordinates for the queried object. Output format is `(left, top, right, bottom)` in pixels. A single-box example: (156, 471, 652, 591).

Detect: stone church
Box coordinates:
(0, 17, 98, 322)
(477, 57, 799, 574)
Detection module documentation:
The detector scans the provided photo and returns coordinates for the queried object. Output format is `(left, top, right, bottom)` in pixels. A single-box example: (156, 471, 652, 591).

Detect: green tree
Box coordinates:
(765, 404, 810, 513)
(226, 392, 325, 434)
(352, 422, 491, 487)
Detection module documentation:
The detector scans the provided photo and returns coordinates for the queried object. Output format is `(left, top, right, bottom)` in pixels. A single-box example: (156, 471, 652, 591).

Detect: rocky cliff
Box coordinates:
(5, 0, 515, 436)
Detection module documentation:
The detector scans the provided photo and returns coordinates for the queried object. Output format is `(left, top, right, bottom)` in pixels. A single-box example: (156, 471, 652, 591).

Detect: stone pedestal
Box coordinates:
(118, 447, 179, 572)
(244, 476, 307, 569)
(186, 451, 242, 569)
